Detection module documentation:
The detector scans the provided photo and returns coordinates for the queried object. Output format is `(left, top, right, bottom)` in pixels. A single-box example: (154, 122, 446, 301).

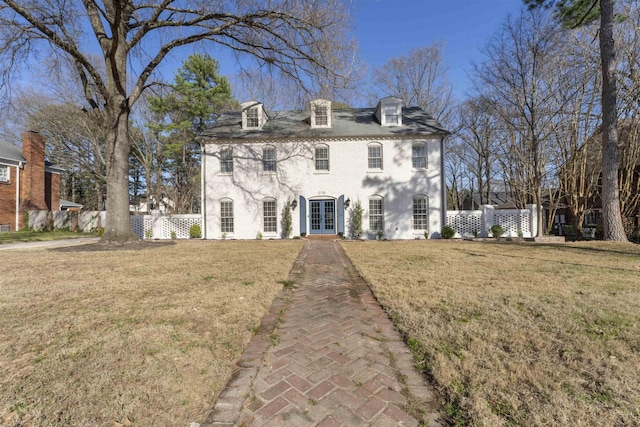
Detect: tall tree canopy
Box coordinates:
(149, 53, 238, 213)
(0, 0, 355, 243)
(525, 0, 628, 241)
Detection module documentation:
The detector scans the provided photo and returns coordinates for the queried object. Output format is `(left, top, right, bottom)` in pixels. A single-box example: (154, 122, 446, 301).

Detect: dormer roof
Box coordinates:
(241, 101, 268, 130)
(375, 96, 403, 127)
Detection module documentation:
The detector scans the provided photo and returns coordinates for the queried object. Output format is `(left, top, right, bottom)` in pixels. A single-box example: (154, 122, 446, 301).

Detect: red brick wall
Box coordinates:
(0, 166, 18, 231)
(20, 132, 47, 212)
(45, 171, 61, 211)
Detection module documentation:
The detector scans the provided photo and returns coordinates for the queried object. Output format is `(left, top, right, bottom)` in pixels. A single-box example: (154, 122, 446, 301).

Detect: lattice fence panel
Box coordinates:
(131, 216, 152, 239)
(446, 211, 483, 236)
(161, 216, 201, 239)
(494, 210, 531, 236)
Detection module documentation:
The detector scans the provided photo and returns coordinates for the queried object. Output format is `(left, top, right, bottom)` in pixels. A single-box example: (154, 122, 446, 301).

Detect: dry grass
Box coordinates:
(0, 240, 303, 426)
(342, 240, 640, 426)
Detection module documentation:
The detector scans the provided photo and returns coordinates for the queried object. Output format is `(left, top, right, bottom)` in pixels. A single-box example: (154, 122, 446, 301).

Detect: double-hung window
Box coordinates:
(220, 148, 233, 173)
(246, 107, 259, 128)
(369, 198, 384, 232)
(263, 199, 277, 233)
(412, 143, 427, 169)
(383, 105, 399, 125)
(413, 196, 429, 230)
(315, 145, 329, 171)
(0, 165, 9, 182)
(368, 143, 383, 170)
(315, 105, 328, 126)
(220, 199, 234, 233)
(263, 146, 276, 172)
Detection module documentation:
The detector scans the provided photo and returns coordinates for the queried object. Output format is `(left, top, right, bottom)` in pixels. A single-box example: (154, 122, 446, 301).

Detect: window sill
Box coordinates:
(261, 171, 277, 176)
(367, 169, 383, 174)
(218, 172, 233, 176)
(411, 168, 427, 173)
(313, 170, 330, 174)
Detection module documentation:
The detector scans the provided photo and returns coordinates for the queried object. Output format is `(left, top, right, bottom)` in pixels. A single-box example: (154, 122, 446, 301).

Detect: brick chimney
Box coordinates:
(20, 131, 47, 211)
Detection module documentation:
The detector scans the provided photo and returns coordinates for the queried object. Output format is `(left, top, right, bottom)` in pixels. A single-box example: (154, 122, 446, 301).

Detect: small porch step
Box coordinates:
(305, 234, 339, 241)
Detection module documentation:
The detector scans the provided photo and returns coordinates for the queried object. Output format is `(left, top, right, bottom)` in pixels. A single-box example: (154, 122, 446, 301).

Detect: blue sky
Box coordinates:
(353, 0, 524, 100)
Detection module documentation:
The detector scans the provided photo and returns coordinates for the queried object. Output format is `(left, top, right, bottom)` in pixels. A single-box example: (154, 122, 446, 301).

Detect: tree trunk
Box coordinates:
(102, 99, 138, 243)
(599, 0, 628, 241)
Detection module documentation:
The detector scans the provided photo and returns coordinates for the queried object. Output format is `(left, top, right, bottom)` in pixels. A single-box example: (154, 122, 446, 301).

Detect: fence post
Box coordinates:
(151, 210, 163, 239)
(480, 205, 494, 237)
(526, 204, 537, 237)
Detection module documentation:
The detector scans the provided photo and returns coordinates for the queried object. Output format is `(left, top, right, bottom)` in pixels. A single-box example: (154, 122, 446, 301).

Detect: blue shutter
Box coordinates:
(299, 196, 307, 235)
(337, 195, 345, 235)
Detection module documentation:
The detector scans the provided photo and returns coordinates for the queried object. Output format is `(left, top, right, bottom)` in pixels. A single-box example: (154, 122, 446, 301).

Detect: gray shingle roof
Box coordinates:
(199, 106, 449, 141)
(0, 139, 25, 163)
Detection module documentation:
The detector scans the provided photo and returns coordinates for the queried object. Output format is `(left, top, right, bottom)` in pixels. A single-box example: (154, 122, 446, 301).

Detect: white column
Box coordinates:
(481, 205, 494, 238)
(526, 204, 537, 238)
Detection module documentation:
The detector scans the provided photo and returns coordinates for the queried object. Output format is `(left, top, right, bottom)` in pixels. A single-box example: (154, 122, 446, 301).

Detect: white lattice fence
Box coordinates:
(446, 211, 483, 236)
(494, 210, 531, 237)
(131, 216, 153, 239)
(160, 215, 201, 239)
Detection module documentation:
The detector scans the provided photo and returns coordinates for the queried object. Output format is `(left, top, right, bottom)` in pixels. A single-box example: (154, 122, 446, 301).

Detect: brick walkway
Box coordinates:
(200, 240, 442, 427)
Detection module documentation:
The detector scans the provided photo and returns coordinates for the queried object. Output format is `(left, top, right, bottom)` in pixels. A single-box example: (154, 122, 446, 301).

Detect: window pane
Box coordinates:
(369, 199, 384, 231)
(384, 105, 398, 125)
(315, 105, 328, 126)
(412, 145, 426, 169)
(220, 148, 233, 173)
(247, 107, 259, 127)
(263, 147, 276, 172)
(413, 197, 428, 230)
(0, 166, 8, 182)
(315, 146, 329, 171)
(368, 145, 382, 169)
(220, 201, 234, 233)
(263, 200, 277, 232)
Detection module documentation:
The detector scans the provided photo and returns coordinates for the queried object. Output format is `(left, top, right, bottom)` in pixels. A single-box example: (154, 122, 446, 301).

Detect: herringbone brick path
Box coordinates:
(201, 240, 442, 426)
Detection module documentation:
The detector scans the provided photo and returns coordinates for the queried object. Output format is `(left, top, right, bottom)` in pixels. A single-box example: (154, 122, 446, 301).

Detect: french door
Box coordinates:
(309, 200, 335, 234)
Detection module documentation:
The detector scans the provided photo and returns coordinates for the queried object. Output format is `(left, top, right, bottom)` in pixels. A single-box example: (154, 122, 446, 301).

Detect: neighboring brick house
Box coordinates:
(0, 132, 63, 231)
(198, 97, 449, 239)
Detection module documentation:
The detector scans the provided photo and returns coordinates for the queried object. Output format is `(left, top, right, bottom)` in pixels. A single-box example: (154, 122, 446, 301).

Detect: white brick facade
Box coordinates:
(199, 100, 448, 240)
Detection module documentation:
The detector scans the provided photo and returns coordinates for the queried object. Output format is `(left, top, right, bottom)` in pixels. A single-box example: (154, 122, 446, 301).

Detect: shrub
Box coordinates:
(170, 231, 177, 240)
(281, 199, 293, 238)
(351, 199, 363, 239)
(189, 224, 201, 239)
(377, 229, 384, 240)
(490, 224, 504, 238)
(441, 225, 455, 239)
(97, 227, 105, 237)
(256, 232, 263, 240)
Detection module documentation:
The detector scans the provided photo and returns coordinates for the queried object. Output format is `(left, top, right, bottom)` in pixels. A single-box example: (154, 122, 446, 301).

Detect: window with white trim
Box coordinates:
(315, 144, 329, 171)
(246, 107, 259, 128)
(315, 105, 328, 126)
(263, 199, 277, 233)
(383, 104, 399, 125)
(413, 196, 429, 230)
(0, 165, 8, 182)
(412, 143, 427, 169)
(220, 148, 233, 173)
(368, 143, 383, 170)
(263, 146, 276, 172)
(220, 199, 234, 233)
(369, 197, 384, 232)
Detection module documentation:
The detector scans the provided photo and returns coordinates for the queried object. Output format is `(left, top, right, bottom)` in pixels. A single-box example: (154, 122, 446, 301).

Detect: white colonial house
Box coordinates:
(198, 97, 449, 240)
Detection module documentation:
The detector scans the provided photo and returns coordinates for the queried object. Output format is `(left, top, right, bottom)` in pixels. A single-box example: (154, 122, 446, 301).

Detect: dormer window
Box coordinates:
(310, 99, 331, 128)
(247, 107, 259, 128)
(376, 96, 403, 127)
(241, 101, 267, 130)
(383, 105, 399, 125)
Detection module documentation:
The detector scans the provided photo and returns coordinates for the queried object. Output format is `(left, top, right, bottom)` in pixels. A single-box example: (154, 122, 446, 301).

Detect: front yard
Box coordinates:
(0, 240, 303, 426)
(342, 240, 640, 426)
(0, 230, 97, 244)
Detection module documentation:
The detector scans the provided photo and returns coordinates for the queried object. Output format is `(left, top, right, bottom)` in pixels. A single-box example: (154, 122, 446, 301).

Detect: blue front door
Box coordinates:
(310, 200, 335, 234)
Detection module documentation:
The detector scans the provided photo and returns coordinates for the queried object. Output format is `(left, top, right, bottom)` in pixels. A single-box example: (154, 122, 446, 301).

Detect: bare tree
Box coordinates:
(473, 8, 567, 236)
(372, 41, 453, 125)
(0, 0, 356, 242)
(455, 97, 500, 207)
(525, 0, 628, 241)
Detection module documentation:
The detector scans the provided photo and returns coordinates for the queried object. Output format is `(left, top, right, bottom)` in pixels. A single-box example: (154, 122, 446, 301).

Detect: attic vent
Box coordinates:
(0, 224, 9, 233)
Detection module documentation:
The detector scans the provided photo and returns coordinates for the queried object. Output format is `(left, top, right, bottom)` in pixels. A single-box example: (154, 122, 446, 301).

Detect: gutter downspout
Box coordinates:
(16, 161, 22, 231)
(440, 137, 447, 236)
